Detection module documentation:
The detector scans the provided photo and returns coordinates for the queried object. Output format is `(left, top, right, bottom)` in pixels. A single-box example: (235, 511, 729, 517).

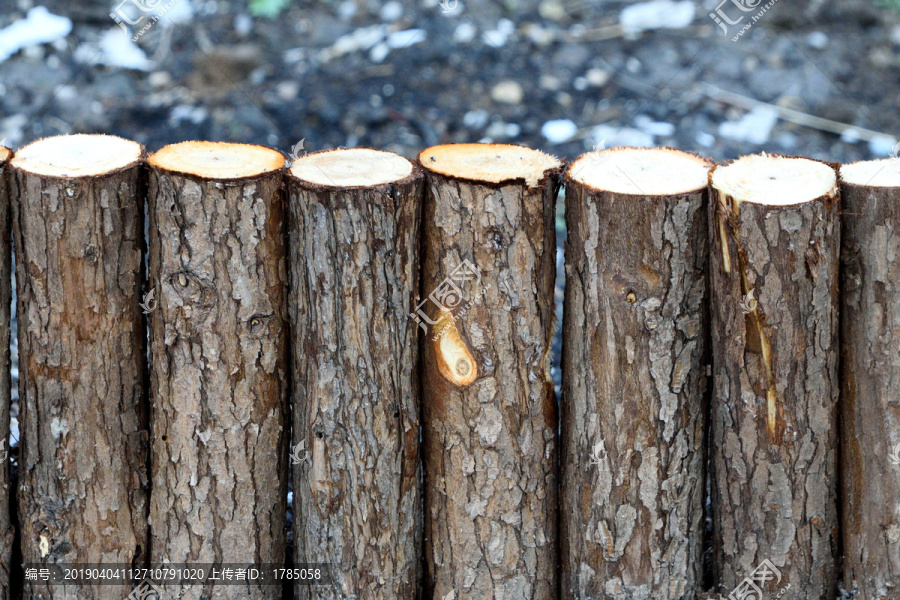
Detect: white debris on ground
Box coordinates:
(869, 135, 898, 157)
(718, 106, 780, 145)
(321, 25, 424, 62)
(453, 22, 477, 43)
(75, 29, 154, 71)
(542, 119, 578, 144)
(695, 131, 716, 148)
(590, 124, 654, 148)
(482, 19, 515, 47)
(634, 115, 675, 138)
(619, 1, 695, 37)
(387, 28, 426, 48)
(0, 7, 72, 63)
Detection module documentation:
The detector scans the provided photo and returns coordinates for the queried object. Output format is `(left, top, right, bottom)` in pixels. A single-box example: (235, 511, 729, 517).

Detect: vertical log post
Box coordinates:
(839, 159, 900, 598)
(0, 145, 12, 600)
(286, 148, 423, 600)
(147, 142, 289, 600)
(709, 154, 840, 596)
(560, 148, 711, 598)
(9, 134, 148, 599)
(417, 143, 561, 600)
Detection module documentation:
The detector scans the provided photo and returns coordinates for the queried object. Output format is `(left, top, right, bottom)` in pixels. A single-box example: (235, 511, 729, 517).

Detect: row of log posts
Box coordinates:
(561, 148, 712, 598)
(0, 134, 899, 599)
(708, 155, 841, 596)
(145, 141, 290, 600)
(286, 148, 424, 600)
(0, 146, 11, 600)
(839, 159, 900, 598)
(9, 135, 149, 600)
(417, 144, 562, 600)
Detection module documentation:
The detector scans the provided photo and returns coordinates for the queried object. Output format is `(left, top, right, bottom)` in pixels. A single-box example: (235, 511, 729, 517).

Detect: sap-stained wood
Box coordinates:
(420, 167, 560, 600)
(287, 163, 423, 600)
(147, 165, 288, 600)
(0, 149, 12, 600)
(560, 175, 709, 598)
(10, 157, 147, 600)
(709, 164, 840, 598)
(840, 170, 900, 597)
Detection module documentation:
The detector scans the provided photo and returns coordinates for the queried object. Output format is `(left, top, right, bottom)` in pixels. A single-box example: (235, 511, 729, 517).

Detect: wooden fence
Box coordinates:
(0, 135, 897, 600)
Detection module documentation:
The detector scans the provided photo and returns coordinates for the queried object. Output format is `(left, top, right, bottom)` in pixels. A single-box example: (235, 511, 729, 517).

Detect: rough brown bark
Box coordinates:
(839, 160, 900, 598)
(146, 142, 289, 600)
(9, 135, 148, 600)
(560, 148, 710, 599)
(418, 143, 561, 600)
(286, 148, 424, 600)
(0, 147, 12, 600)
(709, 155, 840, 597)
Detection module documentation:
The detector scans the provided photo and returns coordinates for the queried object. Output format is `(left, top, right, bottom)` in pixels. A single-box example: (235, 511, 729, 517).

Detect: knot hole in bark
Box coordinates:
(168, 270, 216, 313)
(246, 313, 277, 338)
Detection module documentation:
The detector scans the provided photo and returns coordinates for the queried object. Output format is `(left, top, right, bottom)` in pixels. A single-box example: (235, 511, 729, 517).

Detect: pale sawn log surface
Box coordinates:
(560, 178, 710, 598)
(420, 168, 560, 600)
(287, 161, 424, 600)
(147, 166, 289, 600)
(709, 164, 840, 597)
(10, 155, 148, 600)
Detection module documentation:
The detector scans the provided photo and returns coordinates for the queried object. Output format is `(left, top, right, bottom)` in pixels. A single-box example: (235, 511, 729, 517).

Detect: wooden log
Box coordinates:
(146, 141, 288, 600)
(286, 148, 423, 600)
(417, 143, 561, 600)
(839, 158, 900, 598)
(0, 145, 12, 600)
(709, 154, 840, 596)
(560, 147, 711, 599)
(9, 134, 148, 599)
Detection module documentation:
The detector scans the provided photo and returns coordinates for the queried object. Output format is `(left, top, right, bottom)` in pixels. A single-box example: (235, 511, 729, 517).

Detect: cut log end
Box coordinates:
(567, 146, 710, 196)
(711, 154, 837, 206)
(148, 140, 285, 180)
(11, 134, 141, 177)
(841, 158, 900, 187)
(417, 143, 561, 188)
(289, 147, 415, 188)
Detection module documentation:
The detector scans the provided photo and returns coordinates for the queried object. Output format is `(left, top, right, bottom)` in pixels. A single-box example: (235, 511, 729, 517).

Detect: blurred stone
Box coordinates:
(806, 31, 828, 49)
(585, 68, 609, 87)
(539, 1, 566, 21)
(491, 80, 524, 104)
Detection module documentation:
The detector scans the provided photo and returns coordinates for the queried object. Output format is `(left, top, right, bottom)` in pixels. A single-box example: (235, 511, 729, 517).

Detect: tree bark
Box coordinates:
(286, 148, 424, 600)
(839, 159, 900, 598)
(709, 154, 840, 597)
(146, 142, 289, 600)
(0, 146, 12, 600)
(417, 143, 561, 600)
(560, 148, 711, 599)
(9, 135, 148, 600)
